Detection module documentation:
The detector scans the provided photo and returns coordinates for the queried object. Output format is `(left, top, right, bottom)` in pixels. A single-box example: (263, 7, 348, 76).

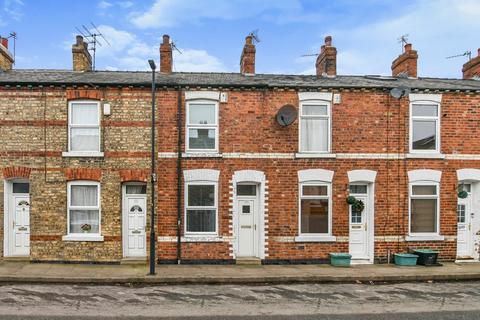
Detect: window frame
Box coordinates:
(298, 99, 332, 154)
(185, 99, 219, 153)
(408, 181, 440, 237)
(298, 181, 332, 236)
(66, 180, 102, 237)
(409, 101, 441, 154)
(184, 180, 218, 236)
(68, 100, 101, 153)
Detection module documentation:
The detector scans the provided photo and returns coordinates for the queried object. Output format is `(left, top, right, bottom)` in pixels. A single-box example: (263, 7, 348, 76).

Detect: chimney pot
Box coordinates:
(391, 43, 418, 78)
(1, 38, 8, 49)
(240, 34, 256, 75)
(160, 34, 173, 74)
(316, 36, 337, 76)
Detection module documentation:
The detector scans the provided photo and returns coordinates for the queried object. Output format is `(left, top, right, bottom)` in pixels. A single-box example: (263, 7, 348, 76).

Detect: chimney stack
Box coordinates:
(72, 35, 92, 72)
(462, 49, 480, 79)
(316, 36, 337, 77)
(0, 37, 14, 71)
(391, 43, 418, 78)
(240, 35, 256, 75)
(160, 34, 172, 74)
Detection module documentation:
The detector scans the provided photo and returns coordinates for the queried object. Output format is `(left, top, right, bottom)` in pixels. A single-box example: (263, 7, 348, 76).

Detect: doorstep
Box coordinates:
(235, 257, 262, 266)
(2, 256, 30, 262)
(120, 257, 147, 265)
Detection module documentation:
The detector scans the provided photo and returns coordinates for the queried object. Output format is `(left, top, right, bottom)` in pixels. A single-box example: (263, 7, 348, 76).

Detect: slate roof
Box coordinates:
(0, 69, 479, 91)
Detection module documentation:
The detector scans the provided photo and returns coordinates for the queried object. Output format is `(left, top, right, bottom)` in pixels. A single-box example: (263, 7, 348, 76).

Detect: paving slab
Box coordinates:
(0, 261, 479, 284)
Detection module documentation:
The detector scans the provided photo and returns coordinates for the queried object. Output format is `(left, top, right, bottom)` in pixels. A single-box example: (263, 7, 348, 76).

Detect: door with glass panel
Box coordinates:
(457, 183, 474, 259)
(348, 185, 369, 260)
(9, 182, 30, 256)
(236, 184, 259, 258)
(123, 184, 147, 258)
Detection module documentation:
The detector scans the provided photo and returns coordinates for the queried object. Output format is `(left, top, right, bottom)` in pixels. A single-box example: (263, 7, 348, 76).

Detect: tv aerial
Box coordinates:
(6, 31, 17, 64)
(248, 29, 261, 44)
(75, 22, 111, 70)
(446, 51, 472, 61)
(397, 34, 409, 52)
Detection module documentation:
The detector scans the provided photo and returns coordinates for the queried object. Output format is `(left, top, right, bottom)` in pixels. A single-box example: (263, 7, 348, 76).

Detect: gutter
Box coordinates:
(176, 88, 183, 264)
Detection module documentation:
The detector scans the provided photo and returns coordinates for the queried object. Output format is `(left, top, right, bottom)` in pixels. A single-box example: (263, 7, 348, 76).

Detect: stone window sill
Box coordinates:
(181, 152, 223, 158)
(62, 151, 104, 158)
(294, 235, 337, 242)
(62, 234, 104, 242)
(405, 235, 445, 242)
(406, 153, 445, 159)
(295, 153, 337, 159)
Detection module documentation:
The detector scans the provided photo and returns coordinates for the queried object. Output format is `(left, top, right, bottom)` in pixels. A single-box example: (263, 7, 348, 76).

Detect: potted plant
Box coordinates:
(346, 196, 357, 205)
(352, 199, 365, 213)
(81, 223, 92, 233)
(458, 190, 468, 199)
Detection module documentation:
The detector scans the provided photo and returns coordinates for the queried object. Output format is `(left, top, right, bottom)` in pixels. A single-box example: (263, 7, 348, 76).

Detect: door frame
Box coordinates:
(3, 179, 30, 257)
(348, 183, 374, 264)
(121, 182, 147, 258)
(232, 170, 266, 259)
(235, 186, 259, 258)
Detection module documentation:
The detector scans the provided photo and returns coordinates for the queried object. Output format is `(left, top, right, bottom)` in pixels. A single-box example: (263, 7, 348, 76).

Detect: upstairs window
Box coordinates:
(68, 101, 100, 152)
(410, 103, 440, 153)
(186, 101, 218, 152)
(299, 102, 331, 153)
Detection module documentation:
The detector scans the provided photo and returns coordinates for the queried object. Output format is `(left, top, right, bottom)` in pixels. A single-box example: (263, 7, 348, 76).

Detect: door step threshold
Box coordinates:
(350, 259, 372, 265)
(121, 257, 147, 265)
(2, 256, 30, 262)
(235, 257, 262, 265)
(455, 258, 479, 264)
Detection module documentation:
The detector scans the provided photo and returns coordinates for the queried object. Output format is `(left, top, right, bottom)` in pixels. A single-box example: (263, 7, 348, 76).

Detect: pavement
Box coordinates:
(0, 261, 479, 284)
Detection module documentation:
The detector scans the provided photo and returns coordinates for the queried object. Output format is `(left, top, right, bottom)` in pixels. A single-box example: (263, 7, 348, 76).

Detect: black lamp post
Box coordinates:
(148, 59, 157, 275)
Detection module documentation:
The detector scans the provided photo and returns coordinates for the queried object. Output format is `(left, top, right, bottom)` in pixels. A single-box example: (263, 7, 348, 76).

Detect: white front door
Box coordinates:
(124, 195, 147, 258)
(349, 189, 370, 261)
(457, 184, 476, 259)
(11, 194, 30, 256)
(236, 184, 259, 258)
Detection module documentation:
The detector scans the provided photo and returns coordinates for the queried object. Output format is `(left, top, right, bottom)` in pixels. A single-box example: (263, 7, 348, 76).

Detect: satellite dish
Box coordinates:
(390, 86, 410, 99)
(276, 104, 297, 126)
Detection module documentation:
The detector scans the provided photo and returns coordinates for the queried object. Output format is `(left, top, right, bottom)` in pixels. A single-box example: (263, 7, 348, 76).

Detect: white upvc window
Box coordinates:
(409, 102, 440, 153)
(185, 181, 218, 235)
(299, 100, 331, 153)
(64, 181, 102, 241)
(409, 182, 440, 236)
(186, 100, 219, 153)
(68, 100, 101, 153)
(299, 182, 332, 235)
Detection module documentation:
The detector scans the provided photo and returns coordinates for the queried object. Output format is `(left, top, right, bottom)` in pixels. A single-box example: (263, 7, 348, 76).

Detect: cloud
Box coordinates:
(292, 0, 480, 78)
(97, 1, 112, 9)
(4, 0, 24, 21)
(79, 24, 225, 71)
(130, 0, 312, 28)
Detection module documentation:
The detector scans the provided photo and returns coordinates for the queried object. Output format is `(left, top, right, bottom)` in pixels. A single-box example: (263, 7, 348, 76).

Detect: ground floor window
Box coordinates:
(409, 183, 439, 234)
(185, 183, 217, 234)
(67, 181, 101, 235)
(299, 183, 331, 234)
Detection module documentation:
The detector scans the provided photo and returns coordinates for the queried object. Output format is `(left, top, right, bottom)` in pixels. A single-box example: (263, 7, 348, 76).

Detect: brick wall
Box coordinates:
(1, 84, 479, 263)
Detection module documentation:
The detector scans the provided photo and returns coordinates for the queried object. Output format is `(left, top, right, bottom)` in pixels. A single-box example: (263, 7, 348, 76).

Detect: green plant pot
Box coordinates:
(394, 253, 418, 266)
(329, 253, 352, 267)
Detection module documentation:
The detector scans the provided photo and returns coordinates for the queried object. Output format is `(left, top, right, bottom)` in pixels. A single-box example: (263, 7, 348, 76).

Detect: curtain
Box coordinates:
(126, 185, 146, 194)
(71, 185, 98, 206)
(71, 104, 99, 125)
(71, 128, 100, 152)
(70, 210, 99, 233)
(301, 118, 328, 152)
(411, 199, 436, 233)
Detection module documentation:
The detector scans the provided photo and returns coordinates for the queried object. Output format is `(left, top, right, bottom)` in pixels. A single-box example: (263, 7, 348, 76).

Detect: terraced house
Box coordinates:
(1, 33, 480, 265)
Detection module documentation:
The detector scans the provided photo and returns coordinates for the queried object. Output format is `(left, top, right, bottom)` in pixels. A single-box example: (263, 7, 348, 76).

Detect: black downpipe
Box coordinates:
(149, 64, 157, 275)
(176, 88, 183, 264)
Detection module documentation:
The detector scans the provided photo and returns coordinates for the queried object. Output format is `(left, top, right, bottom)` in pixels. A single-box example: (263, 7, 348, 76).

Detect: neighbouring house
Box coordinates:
(1, 34, 480, 265)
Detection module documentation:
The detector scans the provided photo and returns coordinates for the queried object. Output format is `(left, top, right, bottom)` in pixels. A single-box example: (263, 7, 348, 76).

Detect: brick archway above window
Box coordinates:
(2, 166, 32, 179)
(66, 89, 102, 101)
(65, 168, 102, 181)
(119, 169, 149, 183)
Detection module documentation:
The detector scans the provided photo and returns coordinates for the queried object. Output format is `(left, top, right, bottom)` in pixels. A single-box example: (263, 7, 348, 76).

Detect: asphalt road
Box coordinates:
(0, 281, 479, 319)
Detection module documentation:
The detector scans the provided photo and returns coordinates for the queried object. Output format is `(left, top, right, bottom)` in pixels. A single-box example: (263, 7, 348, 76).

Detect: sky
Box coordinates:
(1, 0, 479, 78)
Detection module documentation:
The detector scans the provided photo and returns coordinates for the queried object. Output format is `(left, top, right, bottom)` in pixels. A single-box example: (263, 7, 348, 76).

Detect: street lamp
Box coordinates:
(148, 59, 157, 275)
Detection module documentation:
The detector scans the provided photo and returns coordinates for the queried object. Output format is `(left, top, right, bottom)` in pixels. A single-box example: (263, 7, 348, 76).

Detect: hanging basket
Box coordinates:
(346, 196, 357, 205)
(352, 200, 365, 213)
(458, 190, 468, 199)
